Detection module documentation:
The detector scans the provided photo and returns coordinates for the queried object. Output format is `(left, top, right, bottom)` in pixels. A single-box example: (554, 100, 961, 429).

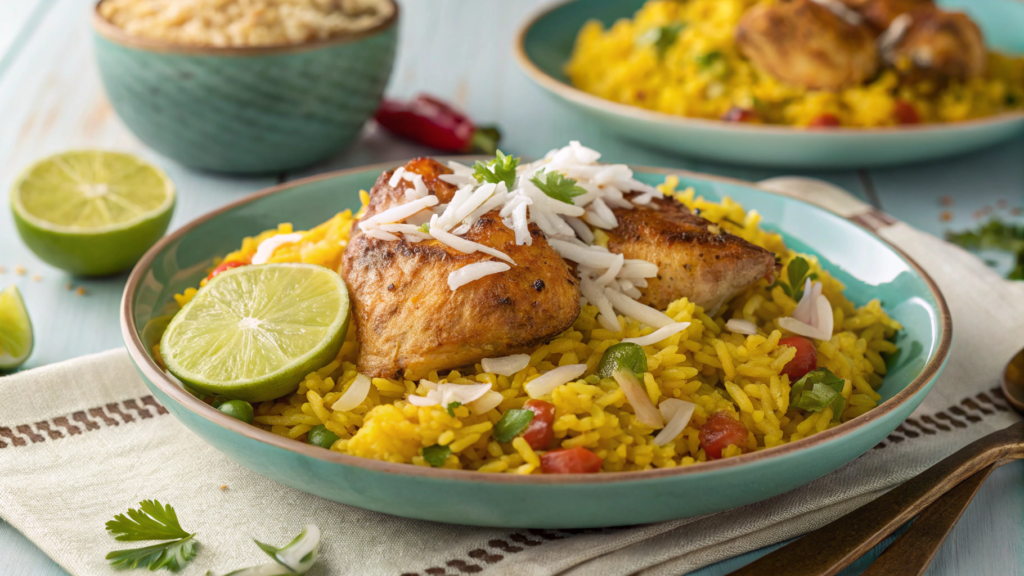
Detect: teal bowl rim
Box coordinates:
(119, 160, 953, 485)
(512, 0, 1024, 136)
(92, 0, 399, 56)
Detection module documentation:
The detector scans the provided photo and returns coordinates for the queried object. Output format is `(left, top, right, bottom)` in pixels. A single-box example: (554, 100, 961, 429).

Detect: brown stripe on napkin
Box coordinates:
(0, 395, 168, 449)
(873, 387, 1010, 450)
(402, 528, 617, 575)
(850, 208, 899, 233)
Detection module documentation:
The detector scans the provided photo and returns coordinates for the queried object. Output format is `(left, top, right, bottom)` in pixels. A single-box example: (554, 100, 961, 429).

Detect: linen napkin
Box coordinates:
(1, 179, 1021, 576)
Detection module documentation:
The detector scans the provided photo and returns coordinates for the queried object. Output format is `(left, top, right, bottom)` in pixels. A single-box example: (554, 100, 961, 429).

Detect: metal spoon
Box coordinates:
(726, 349, 1024, 576)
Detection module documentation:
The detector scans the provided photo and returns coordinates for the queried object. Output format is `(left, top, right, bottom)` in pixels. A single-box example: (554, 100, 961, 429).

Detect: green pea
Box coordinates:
(598, 342, 648, 379)
(217, 400, 254, 424)
(307, 425, 340, 449)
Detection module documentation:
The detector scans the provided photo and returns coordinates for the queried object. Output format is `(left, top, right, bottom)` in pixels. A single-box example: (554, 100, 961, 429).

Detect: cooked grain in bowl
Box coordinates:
(98, 0, 395, 47)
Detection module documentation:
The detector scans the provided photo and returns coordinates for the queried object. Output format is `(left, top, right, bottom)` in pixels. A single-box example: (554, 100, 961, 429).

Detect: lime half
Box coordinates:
(11, 150, 175, 276)
(0, 286, 33, 370)
(160, 263, 350, 402)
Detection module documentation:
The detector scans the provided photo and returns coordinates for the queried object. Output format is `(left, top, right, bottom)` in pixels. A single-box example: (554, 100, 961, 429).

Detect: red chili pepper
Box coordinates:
(374, 94, 500, 154)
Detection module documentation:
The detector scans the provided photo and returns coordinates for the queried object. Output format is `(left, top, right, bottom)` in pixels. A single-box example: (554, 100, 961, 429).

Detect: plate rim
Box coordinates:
(512, 0, 1024, 136)
(120, 159, 953, 485)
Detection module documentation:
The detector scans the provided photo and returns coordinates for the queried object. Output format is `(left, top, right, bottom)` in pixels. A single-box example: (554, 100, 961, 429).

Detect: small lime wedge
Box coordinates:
(11, 150, 175, 276)
(0, 286, 33, 370)
(160, 263, 350, 402)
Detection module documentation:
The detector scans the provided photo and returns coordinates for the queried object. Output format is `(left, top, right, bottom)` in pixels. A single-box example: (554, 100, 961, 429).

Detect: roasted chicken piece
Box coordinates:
(342, 158, 581, 379)
(838, 0, 932, 31)
(604, 196, 777, 312)
(735, 0, 879, 90)
(884, 7, 986, 81)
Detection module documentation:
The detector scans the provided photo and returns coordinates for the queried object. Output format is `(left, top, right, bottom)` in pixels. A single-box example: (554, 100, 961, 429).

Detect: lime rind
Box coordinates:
(0, 285, 33, 370)
(11, 150, 175, 235)
(160, 263, 350, 402)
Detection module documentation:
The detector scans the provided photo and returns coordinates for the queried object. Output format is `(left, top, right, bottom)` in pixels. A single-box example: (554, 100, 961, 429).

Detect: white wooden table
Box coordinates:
(1, 1, 1022, 574)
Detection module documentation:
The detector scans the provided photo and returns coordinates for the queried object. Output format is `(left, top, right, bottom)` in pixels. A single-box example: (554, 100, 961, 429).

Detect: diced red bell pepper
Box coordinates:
(809, 113, 841, 127)
(699, 412, 749, 460)
(540, 446, 603, 474)
(894, 100, 921, 124)
(778, 336, 818, 382)
(721, 107, 758, 123)
(521, 400, 556, 450)
(206, 260, 247, 281)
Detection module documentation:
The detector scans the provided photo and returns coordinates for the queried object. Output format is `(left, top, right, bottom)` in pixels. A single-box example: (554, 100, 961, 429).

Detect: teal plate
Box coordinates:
(120, 162, 951, 528)
(514, 0, 1024, 169)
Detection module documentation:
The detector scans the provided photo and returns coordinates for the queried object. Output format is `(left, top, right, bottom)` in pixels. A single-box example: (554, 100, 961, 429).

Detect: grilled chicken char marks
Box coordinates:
(342, 158, 581, 379)
(605, 195, 777, 312)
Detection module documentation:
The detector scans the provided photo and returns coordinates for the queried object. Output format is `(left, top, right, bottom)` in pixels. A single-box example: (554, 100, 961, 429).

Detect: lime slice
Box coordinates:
(11, 150, 175, 276)
(160, 263, 350, 402)
(0, 286, 33, 370)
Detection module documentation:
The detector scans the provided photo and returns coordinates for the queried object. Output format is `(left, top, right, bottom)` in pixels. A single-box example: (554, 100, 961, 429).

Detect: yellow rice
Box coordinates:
(168, 180, 901, 473)
(564, 0, 1024, 127)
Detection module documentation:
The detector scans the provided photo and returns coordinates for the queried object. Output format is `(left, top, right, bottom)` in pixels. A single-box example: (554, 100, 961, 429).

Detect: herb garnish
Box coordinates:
(422, 444, 452, 467)
(695, 50, 723, 68)
(772, 256, 817, 300)
(493, 409, 535, 443)
(473, 150, 519, 190)
(947, 219, 1024, 280)
(789, 368, 845, 422)
(639, 23, 685, 59)
(597, 342, 648, 379)
(530, 169, 587, 204)
(446, 401, 462, 417)
(105, 500, 198, 571)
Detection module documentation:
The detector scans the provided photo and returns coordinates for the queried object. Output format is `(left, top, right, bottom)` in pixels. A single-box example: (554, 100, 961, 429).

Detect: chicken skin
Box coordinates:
(735, 0, 879, 90)
(605, 196, 777, 312)
(342, 159, 581, 379)
(838, 0, 932, 31)
(884, 7, 986, 81)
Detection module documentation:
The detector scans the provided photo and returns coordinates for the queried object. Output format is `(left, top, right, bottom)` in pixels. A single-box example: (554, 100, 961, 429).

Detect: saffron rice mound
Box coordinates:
(166, 180, 901, 473)
(564, 0, 1024, 127)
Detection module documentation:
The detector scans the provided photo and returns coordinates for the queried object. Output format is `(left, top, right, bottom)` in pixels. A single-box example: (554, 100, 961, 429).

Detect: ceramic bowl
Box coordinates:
(120, 162, 951, 528)
(514, 0, 1024, 169)
(92, 1, 398, 174)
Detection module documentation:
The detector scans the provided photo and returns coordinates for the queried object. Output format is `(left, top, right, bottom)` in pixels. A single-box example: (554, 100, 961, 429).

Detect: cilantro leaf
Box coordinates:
(493, 409, 534, 443)
(530, 169, 587, 204)
(774, 256, 816, 301)
(639, 23, 685, 59)
(789, 368, 846, 422)
(473, 150, 519, 190)
(695, 50, 723, 68)
(106, 500, 191, 541)
(947, 219, 1024, 280)
(105, 500, 198, 572)
(106, 536, 198, 572)
(422, 444, 452, 467)
(446, 401, 462, 417)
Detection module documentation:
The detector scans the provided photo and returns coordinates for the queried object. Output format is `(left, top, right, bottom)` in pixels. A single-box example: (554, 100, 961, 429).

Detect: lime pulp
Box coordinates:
(0, 285, 33, 370)
(11, 150, 175, 276)
(160, 263, 350, 402)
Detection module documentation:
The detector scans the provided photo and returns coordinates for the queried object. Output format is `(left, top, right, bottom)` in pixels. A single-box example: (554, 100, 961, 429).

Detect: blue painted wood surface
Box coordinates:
(1, 1, 1021, 574)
